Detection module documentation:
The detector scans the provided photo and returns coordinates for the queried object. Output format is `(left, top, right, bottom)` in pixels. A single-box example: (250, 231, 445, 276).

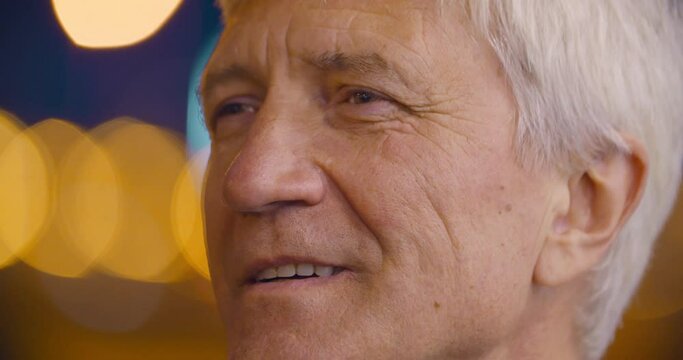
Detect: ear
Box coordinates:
(534, 135, 648, 286)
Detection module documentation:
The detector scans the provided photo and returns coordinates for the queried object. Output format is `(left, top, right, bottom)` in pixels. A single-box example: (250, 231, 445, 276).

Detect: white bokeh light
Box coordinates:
(52, 0, 183, 49)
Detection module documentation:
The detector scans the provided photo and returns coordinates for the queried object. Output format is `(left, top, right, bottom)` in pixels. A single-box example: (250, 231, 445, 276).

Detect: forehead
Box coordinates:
(230, 0, 438, 35)
(211, 0, 471, 72)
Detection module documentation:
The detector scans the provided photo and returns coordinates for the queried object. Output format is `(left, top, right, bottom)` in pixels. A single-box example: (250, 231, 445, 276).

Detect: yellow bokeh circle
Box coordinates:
(171, 146, 211, 280)
(16, 119, 103, 278)
(0, 121, 52, 269)
(58, 127, 122, 272)
(0, 110, 28, 268)
(89, 118, 189, 282)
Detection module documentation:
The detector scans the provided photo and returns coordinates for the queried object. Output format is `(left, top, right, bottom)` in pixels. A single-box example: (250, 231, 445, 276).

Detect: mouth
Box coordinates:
(247, 263, 347, 285)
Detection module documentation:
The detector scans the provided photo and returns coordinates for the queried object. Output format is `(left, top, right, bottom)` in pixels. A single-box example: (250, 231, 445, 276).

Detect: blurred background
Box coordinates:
(0, 1, 681, 359)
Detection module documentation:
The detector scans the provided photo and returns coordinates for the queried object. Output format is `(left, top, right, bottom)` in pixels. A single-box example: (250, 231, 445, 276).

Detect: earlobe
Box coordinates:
(534, 135, 648, 287)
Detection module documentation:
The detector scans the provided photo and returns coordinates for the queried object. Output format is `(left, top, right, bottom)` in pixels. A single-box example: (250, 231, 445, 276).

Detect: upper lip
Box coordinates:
(243, 255, 346, 284)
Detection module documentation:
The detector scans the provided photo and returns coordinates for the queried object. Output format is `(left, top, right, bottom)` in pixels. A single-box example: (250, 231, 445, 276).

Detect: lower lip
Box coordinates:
(242, 270, 353, 295)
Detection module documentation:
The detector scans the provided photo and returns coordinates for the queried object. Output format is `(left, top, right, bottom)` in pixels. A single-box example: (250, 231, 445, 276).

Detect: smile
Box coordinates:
(253, 263, 344, 283)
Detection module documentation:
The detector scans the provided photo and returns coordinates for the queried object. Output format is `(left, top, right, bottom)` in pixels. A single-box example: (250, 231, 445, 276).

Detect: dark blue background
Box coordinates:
(0, 0, 222, 134)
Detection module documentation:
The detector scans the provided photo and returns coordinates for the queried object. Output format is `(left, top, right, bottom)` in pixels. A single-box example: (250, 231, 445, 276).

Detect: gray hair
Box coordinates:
(465, 1, 683, 358)
(217, 1, 683, 358)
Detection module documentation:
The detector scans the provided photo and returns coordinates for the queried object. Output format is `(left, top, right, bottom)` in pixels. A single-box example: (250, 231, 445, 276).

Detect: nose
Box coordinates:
(221, 113, 325, 213)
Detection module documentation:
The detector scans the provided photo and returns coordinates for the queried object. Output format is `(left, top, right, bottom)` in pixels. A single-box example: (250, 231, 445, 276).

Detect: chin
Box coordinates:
(226, 331, 354, 360)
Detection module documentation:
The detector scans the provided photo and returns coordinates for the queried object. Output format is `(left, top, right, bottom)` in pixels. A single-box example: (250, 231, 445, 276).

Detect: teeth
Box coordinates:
(255, 263, 338, 282)
(296, 264, 314, 276)
(255, 267, 277, 281)
(277, 264, 296, 277)
(314, 265, 334, 277)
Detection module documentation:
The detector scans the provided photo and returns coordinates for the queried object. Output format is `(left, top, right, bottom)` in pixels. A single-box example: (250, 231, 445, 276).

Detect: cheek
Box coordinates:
(427, 154, 548, 329)
(331, 131, 547, 330)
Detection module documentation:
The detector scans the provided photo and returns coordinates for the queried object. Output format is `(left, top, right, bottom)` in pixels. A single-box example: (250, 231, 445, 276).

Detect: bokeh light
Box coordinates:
(51, 0, 183, 49)
(0, 2, 229, 358)
(90, 118, 189, 282)
(0, 114, 215, 281)
(0, 110, 26, 268)
(0, 121, 52, 270)
(58, 129, 121, 272)
(171, 146, 211, 280)
(18, 119, 99, 278)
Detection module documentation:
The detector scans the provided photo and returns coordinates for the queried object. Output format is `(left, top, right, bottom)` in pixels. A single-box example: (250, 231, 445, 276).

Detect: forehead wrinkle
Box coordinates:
(267, 6, 295, 78)
(308, 51, 388, 74)
(286, 3, 433, 79)
(303, 50, 417, 92)
(304, 0, 434, 15)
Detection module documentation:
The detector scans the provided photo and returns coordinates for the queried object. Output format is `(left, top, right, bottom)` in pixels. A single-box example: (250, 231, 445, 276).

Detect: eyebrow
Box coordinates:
(202, 51, 402, 96)
(308, 51, 388, 72)
(305, 51, 404, 83)
(201, 64, 262, 99)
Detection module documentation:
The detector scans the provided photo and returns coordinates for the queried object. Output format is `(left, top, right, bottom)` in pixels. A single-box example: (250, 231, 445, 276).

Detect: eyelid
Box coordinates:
(333, 86, 418, 123)
(206, 95, 262, 135)
(334, 86, 391, 104)
(211, 95, 261, 118)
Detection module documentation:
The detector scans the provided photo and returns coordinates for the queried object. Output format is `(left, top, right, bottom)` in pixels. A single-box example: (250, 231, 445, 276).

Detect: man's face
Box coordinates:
(202, 1, 558, 358)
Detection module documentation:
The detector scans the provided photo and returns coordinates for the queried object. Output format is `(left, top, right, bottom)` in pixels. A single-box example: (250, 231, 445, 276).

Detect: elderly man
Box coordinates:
(200, 1, 682, 359)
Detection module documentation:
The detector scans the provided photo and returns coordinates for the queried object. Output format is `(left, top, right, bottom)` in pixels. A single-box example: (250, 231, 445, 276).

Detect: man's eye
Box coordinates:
(348, 90, 380, 104)
(215, 102, 258, 118)
(211, 97, 261, 135)
(331, 87, 400, 122)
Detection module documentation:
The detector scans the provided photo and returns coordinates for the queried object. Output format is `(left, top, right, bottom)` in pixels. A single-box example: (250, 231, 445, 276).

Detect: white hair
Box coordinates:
(464, 1, 683, 358)
(217, 1, 683, 358)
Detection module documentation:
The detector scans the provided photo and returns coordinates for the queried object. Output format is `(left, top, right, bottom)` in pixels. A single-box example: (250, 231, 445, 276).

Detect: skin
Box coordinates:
(201, 1, 647, 359)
